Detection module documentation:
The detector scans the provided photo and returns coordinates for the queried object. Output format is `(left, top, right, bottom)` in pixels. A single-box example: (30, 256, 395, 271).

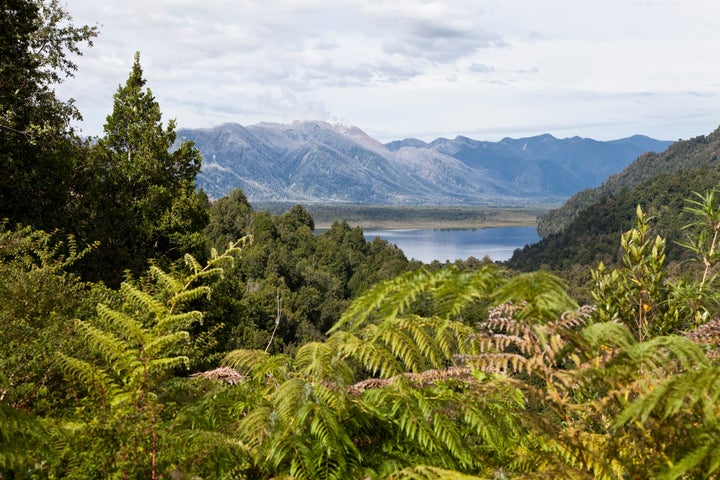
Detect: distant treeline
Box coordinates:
(253, 203, 552, 228)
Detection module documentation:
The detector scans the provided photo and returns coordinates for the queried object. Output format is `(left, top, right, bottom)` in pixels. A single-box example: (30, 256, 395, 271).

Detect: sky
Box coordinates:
(55, 0, 720, 143)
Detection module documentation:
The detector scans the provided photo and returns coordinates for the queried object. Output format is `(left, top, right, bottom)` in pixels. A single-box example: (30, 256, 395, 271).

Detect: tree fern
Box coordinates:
(52, 246, 242, 478)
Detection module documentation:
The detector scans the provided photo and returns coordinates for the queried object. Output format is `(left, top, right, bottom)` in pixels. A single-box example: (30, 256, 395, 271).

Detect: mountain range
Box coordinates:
(178, 121, 672, 205)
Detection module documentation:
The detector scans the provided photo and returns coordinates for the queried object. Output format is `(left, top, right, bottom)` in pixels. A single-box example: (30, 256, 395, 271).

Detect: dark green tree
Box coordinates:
(0, 0, 97, 230)
(79, 52, 208, 285)
(204, 188, 254, 253)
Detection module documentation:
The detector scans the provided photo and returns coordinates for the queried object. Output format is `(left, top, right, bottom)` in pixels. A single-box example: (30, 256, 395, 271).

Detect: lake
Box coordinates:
(363, 226, 540, 263)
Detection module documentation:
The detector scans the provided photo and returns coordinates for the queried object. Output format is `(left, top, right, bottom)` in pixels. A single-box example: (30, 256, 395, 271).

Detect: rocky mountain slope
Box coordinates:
(178, 121, 672, 204)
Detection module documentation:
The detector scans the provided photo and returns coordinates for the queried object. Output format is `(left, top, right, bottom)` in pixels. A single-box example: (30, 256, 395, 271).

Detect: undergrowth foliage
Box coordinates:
(53, 242, 243, 479)
(5, 192, 720, 479)
(209, 193, 720, 479)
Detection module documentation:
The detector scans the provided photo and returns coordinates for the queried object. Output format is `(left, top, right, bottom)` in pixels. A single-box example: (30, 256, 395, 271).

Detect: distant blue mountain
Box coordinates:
(178, 121, 672, 205)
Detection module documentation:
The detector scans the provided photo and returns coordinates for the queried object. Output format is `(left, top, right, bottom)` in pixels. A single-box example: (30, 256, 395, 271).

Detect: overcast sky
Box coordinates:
(56, 0, 720, 142)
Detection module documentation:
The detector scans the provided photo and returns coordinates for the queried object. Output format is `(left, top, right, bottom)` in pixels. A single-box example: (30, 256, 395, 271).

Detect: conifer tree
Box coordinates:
(80, 52, 208, 285)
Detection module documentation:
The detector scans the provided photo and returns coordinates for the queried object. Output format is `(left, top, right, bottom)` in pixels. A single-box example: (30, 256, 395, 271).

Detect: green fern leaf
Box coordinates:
(156, 310, 204, 333)
(294, 341, 354, 385)
(223, 349, 292, 383)
(73, 319, 141, 378)
(56, 353, 120, 407)
(657, 430, 720, 480)
(183, 252, 204, 274)
(148, 265, 183, 294)
(95, 303, 144, 343)
(387, 465, 484, 479)
(145, 331, 191, 358)
(166, 286, 211, 313)
(120, 281, 167, 317)
(432, 265, 499, 319)
(492, 271, 578, 321)
(331, 268, 437, 333)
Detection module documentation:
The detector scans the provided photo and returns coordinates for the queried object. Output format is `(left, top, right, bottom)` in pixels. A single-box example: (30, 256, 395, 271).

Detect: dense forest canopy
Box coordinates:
(2, 1, 720, 479)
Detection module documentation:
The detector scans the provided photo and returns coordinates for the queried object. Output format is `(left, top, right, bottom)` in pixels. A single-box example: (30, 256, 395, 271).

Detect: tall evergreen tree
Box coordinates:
(80, 53, 208, 285)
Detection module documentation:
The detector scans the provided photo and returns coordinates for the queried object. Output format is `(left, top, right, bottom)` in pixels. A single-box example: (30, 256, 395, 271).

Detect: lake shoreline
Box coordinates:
(314, 218, 538, 231)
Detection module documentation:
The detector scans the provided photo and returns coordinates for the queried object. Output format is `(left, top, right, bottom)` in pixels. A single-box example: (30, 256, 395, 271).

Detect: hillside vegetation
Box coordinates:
(539, 127, 720, 237)
(2, 3, 720, 479)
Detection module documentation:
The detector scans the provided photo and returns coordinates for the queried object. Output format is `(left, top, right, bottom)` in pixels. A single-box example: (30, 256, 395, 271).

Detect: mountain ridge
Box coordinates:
(179, 121, 672, 204)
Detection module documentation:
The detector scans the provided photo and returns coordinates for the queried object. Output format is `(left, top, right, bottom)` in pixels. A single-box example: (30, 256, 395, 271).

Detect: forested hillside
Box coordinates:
(3, 2, 720, 479)
(508, 167, 720, 271)
(510, 126, 720, 277)
(538, 127, 720, 237)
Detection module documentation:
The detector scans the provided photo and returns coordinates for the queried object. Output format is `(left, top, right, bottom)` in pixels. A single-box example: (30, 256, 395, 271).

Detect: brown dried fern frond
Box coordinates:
(553, 305, 596, 331)
(347, 366, 475, 395)
(190, 366, 246, 385)
(483, 302, 532, 336)
(685, 318, 720, 361)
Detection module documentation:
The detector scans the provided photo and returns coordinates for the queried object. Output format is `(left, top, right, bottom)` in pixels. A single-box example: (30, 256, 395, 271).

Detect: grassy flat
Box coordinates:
(254, 203, 556, 230)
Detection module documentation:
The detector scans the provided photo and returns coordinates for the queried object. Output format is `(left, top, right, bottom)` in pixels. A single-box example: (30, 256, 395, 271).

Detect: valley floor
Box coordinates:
(255, 203, 554, 230)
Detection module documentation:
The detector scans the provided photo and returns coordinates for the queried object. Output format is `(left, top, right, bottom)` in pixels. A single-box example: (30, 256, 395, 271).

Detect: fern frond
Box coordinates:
(56, 353, 120, 406)
(148, 265, 183, 294)
(434, 322, 460, 357)
(185, 266, 225, 284)
(73, 319, 141, 378)
(364, 387, 439, 456)
(331, 268, 438, 333)
(223, 349, 292, 384)
(95, 303, 144, 343)
(120, 281, 167, 318)
(492, 271, 578, 320)
(333, 330, 404, 378)
(431, 265, 500, 319)
(481, 303, 534, 337)
(468, 353, 533, 376)
(621, 335, 708, 374)
(144, 356, 191, 380)
(396, 315, 450, 370)
(658, 431, 720, 480)
(166, 286, 211, 312)
(155, 310, 203, 333)
(579, 321, 635, 353)
(554, 304, 596, 331)
(294, 341, 354, 385)
(377, 320, 427, 373)
(616, 365, 720, 425)
(144, 331, 191, 358)
(387, 465, 484, 480)
(236, 405, 273, 456)
(183, 252, 204, 274)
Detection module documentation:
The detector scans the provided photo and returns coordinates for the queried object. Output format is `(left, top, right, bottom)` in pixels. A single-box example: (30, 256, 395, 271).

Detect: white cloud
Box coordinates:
(56, 0, 720, 141)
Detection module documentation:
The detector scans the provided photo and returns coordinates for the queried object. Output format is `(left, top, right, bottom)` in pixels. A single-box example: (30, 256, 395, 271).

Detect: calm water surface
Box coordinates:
(363, 226, 540, 263)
